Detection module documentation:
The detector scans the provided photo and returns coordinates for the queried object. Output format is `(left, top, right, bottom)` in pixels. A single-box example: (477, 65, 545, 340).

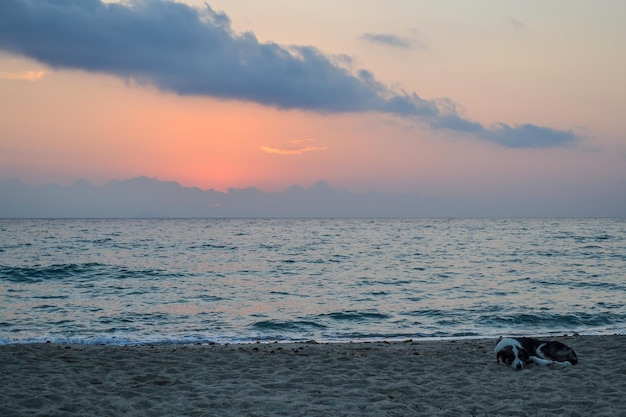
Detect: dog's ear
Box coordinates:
(518, 347, 530, 363)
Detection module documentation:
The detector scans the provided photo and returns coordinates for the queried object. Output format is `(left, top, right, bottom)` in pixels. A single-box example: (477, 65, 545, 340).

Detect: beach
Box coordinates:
(1, 335, 624, 416)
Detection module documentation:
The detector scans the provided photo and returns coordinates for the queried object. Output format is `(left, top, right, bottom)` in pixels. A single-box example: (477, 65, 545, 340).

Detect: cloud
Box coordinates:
(0, 70, 45, 81)
(0, 0, 578, 148)
(261, 139, 328, 155)
(485, 124, 576, 148)
(503, 16, 526, 31)
(360, 33, 414, 49)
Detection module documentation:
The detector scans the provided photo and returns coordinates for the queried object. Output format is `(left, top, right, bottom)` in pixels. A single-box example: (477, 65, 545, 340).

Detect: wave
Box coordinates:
(0, 263, 104, 284)
(478, 312, 626, 329)
(0, 263, 189, 284)
(321, 311, 392, 321)
(251, 320, 327, 331)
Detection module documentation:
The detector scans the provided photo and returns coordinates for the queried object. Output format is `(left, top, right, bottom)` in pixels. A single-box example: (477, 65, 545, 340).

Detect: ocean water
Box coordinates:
(1, 218, 624, 345)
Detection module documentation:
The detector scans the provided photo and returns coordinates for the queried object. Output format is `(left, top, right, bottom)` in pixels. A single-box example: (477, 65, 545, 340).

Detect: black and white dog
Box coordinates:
(494, 337, 578, 370)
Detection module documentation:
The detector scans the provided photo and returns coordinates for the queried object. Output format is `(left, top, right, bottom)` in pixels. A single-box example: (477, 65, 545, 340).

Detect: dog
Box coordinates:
(494, 337, 577, 370)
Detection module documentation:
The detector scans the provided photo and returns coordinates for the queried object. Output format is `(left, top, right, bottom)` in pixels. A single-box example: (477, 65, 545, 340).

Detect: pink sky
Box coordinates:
(1, 0, 625, 215)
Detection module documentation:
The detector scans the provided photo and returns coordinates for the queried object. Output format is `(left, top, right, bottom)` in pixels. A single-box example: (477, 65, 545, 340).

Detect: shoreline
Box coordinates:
(3, 329, 622, 348)
(1, 335, 624, 416)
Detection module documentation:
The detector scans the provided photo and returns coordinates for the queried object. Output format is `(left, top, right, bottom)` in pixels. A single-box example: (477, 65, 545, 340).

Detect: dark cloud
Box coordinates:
(360, 32, 413, 49)
(0, 0, 577, 148)
(486, 124, 576, 148)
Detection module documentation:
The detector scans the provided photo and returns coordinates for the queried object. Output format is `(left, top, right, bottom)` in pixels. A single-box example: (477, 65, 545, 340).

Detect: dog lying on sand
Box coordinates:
(494, 337, 578, 370)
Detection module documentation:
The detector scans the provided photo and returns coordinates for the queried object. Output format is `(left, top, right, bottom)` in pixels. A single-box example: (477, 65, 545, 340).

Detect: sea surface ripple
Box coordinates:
(1, 218, 624, 345)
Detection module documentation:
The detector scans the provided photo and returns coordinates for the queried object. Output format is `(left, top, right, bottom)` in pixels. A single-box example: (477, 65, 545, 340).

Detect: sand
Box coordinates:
(1, 335, 625, 416)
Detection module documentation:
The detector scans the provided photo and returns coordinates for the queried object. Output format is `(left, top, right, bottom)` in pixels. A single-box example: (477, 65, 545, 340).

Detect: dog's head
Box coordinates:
(543, 341, 578, 365)
(496, 345, 529, 370)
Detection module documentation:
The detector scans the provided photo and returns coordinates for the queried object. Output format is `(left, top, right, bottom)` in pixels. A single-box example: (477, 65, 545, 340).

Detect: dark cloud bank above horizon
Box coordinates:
(1, 177, 622, 218)
(0, 0, 577, 148)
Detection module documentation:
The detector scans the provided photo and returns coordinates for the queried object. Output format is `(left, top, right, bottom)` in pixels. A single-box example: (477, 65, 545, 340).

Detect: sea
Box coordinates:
(1, 218, 624, 346)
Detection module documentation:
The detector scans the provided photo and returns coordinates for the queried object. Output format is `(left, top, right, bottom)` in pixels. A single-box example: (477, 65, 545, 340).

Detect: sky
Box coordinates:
(1, 0, 625, 216)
